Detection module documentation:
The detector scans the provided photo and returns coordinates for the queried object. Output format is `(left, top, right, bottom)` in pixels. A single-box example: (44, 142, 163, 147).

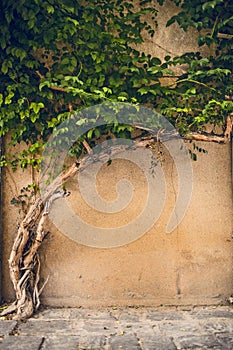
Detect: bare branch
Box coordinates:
(224, 113, 233, 141)
(35, 70, 67, 93)
(184, 133, 226, 143)
(82, 140, 92, 154)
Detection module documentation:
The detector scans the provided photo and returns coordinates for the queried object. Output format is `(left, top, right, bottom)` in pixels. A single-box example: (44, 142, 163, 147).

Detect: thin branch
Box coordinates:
(35, 70, 44, 79)
(47, 85, 67, 93)
(35, 70, 67, 93)
(168, 78, 217, 91)
(224, 113, 233, 141)
(184, 133, 226, 143)
(82, 140, 92, 154)
(183, 113, 232, 143)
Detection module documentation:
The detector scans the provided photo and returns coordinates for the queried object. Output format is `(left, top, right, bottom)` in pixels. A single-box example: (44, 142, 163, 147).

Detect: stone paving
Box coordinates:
(0, 306, 233, 349)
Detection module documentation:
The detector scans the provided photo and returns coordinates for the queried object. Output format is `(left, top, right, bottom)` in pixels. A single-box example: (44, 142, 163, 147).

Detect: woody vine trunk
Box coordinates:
(1, 162, 79, 320)
(1, 119, 232, 320)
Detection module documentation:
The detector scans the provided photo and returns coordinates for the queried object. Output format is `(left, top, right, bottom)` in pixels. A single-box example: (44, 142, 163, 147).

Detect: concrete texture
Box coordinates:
(2, 141, 233, 307)
(0, 138, 3, 303)
(0, 306, 233, 349)
(1, 0, 233, 308)
(141, 0, 204, 74)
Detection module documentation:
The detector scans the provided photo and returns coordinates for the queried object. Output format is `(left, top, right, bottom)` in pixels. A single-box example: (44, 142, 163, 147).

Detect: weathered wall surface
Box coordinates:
(2, 142, 233, 306)
(0, 138, 3, 303)
(1, 0, 233, 306)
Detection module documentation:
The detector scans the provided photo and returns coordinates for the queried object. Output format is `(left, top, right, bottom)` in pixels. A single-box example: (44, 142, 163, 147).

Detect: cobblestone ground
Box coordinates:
(0, 306, 233, 349)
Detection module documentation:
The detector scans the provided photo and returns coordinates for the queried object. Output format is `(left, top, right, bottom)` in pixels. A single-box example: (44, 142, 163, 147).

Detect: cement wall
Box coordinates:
(0, 138, 3, 303)
(1, 1, 233, 306)
(2, 142, 233, 306)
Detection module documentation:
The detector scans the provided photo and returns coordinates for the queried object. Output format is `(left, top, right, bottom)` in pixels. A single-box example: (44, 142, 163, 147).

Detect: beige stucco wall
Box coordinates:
(2, 141, 233, 306)
(1, 1, 233, 306)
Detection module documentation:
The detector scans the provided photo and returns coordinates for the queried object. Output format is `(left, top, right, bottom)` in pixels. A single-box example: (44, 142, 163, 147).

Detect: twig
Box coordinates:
(224, 113, 233, 141)
(35, 70, 67, 93)
(82, 140, 92, 154)
(184, 133, 226, 143)
(185, 112, 233, 143)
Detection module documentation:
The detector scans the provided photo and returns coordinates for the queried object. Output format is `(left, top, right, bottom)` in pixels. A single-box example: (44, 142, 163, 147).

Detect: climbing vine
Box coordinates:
(0, 0, 232, 319)
(1, 0, 232, 170)
(159, 0, 233, 138)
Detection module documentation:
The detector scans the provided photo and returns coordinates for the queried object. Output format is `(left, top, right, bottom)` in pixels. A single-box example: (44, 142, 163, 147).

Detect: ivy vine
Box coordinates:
(0, 0, 233, 320)
(0, 0, 232, 170)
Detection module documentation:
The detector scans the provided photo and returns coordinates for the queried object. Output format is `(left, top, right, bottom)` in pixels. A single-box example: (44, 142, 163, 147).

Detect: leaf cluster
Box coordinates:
(0, 0, 232, 169)
(159, 0, 233, 135)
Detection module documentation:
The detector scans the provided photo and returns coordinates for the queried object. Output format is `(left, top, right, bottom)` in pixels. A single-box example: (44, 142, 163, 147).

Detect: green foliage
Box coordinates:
(160, 0, 233, 135)
(0, 0, 232, 169)
(10, 183, 38, 214)
(0, 0, 161, 168)
(188, 141, 208, 161)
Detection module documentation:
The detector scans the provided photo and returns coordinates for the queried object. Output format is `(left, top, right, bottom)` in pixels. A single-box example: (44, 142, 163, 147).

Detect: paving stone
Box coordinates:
(110, 333, 141, 350)
(36, 308, 74, 319)
(82, 320, 117, 334)
(215, 332, 233, 349)
(0, 335, 43, 350)
(78, 334, 106, 350)
(159, 321, 200, 335)
(38, 308, 114, 321)
(19, 319, 79, 335)
(0, 320, 17, 337)
(120, 322, 158, 337)
(173, 334, 222, 349)
(146, 312, 184, 321)
(191, 310, 233, 320)
(145, 312, 165, 321)
(76, 310, 115, 321)
(118, 313, 140, 322)
(42, 335, 79, 350)
(164, 313, 186, 321)
(1, 307, 233, 350)
(118, 322, 136, 334)
(134, 325, 161, 337)
(202, 321, 233, 333)
(140, 335, 177, 350)
(111, 308, 144, 320)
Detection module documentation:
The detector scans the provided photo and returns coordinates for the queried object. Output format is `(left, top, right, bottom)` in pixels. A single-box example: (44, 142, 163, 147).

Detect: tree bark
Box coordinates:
(1, 163, 79, 320)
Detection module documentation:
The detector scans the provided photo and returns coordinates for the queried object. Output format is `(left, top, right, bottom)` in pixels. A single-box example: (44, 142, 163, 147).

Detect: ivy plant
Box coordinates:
(0, 0, 232, 170)
(157, 0, 233, 136)
(0, 0, 233, 321)
(0, 0, 160, 168)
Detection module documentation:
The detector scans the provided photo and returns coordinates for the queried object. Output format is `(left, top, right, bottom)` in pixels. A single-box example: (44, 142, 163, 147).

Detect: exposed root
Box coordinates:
(1, 163, 80, 320)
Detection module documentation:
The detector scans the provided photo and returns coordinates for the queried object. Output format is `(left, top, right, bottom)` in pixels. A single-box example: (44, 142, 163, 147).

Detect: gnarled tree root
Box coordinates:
(1, 163, 79, 320)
